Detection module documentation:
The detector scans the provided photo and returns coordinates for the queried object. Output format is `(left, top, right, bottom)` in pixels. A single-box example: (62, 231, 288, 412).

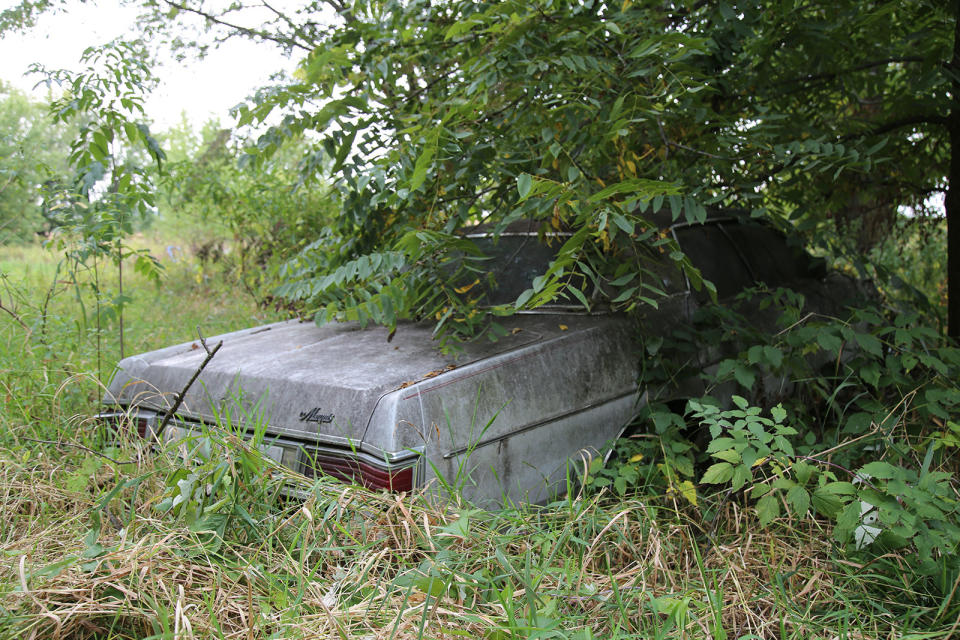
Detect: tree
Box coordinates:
(157, 117, 340, 304)
(6, 0, 954, 338)
(241, 0, 959, 339)
(29, 40, 166, 362)
(0, 82, 73, 242)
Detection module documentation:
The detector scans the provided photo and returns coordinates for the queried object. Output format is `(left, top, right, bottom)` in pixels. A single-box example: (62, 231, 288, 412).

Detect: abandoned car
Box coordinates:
(99, 212, 862, 504)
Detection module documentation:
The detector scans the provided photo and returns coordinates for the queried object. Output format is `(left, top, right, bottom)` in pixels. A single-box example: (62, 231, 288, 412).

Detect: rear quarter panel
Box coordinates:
(366, 316, 641, 505)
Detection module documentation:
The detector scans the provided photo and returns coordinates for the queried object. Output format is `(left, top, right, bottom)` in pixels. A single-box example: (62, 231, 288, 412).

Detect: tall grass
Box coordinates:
(0, 239, 281, 427)
(0, 240, 956, 639)
(0, 439, 932, 640)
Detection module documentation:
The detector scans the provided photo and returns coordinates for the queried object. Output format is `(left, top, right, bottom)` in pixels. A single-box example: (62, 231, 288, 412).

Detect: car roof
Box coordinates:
(462, 207, 756, 237)
(458, 208, 810, 310)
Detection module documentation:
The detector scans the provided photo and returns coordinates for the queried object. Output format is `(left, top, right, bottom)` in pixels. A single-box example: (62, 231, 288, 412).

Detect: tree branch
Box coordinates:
(260, 0, 316, 50)
(842, 114, 949, 141)
(156, 327, 223, 437)
(0, 298, 28, 331)
(320, 0, 357, 25)
(160, 0, 312, 52)
(773, 56, 925, 88)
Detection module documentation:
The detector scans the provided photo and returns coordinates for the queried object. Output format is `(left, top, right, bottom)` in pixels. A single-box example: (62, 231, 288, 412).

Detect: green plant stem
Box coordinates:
(118, 239, 124, 361)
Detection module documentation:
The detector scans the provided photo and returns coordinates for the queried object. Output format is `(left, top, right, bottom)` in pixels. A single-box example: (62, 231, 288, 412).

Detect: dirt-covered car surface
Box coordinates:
(100, 212, 864, 505)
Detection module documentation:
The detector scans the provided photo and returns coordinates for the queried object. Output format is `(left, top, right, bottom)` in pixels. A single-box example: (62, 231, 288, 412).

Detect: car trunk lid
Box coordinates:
(108, 318, 544, 444)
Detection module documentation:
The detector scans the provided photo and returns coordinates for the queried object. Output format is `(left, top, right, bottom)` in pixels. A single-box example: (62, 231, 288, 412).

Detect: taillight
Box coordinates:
(301, 450, 415, 492)
(96, 411, 157, 438)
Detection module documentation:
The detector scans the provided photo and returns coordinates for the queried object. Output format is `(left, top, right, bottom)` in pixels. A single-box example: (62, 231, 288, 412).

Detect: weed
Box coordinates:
(0, 231, 958, 638)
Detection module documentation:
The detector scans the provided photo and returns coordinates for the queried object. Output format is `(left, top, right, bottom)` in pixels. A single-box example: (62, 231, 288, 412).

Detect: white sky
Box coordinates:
(0, 0, 298, 130)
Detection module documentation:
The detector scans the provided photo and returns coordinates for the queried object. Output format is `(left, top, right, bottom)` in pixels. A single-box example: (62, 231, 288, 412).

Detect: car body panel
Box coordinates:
(101, 212, 868, 505)
(105, 312, 645, 503)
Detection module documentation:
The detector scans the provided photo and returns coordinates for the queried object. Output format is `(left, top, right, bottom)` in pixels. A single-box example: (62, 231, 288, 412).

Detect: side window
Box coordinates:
(674, 224, 754, 300)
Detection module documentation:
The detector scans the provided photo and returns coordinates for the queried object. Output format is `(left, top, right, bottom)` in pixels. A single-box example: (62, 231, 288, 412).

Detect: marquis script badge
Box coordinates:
(299, 407, 335, 424)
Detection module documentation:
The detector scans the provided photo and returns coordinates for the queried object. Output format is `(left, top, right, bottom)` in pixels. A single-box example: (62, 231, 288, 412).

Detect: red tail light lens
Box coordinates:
(301, 451, 415, 492)
(96, 412, 154, 438)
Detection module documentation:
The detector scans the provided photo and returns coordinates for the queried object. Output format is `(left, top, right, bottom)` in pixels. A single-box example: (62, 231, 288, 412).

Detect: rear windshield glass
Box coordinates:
(675, 225, 753, 299)
(469, 235, 567, 305)
(468, 233, 686, 306)
(720, 222, 813, 286)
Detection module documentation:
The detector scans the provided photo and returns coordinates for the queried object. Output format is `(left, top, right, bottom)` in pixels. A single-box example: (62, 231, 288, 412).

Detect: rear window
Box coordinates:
(472, 234, 565, 304)
(721, 222, 814, 286)
(674, 224, 753, 299)
(465, 218, 812, 307)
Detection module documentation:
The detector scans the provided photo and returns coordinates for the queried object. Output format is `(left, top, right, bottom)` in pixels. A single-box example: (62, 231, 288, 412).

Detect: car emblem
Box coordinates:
(299, 407, 335, 424)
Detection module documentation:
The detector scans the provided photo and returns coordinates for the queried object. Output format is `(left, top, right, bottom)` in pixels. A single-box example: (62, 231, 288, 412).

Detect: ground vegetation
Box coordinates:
(0, 1, 957, 638)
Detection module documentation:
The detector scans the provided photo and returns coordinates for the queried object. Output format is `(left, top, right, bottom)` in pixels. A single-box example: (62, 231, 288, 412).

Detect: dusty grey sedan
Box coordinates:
(99, 213, 858, 505)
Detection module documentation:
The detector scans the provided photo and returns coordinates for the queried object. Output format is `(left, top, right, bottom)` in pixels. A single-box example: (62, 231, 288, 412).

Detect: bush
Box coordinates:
(589, 287, 960, 576)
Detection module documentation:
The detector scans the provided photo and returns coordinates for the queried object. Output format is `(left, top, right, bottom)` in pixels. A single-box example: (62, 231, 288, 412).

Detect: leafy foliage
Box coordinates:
(593, 289, 960, 572)
(159, 122, 339, 305)
(3, 40, 168, 371)
(109, 0, 956, 339)
(0, 82, 74, 243)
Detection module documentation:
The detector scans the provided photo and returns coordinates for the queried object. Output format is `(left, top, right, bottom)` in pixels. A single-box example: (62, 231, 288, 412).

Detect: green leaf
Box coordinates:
(817, 331, 843, 354)
(756, 494, 780, 527)
(860, 362, 881, 387)
(786, 486, 810, 516)
(712, 448, 741, 464)
(763, 346, 783, 368)
(811, 488, 845, 518)
(567, 286, 590, 310)
(731, 464, 752, 491)
(514, 288, 534, 309)
(588, 178, 679, 203)
(445, 16, 482, 40)
(611, 211, 634, 234)
(701, 462, 734, 484)
(733, 364, 756, 390)
(858, 461, 899, 480)
(517, 173, 533, 199)
(706, 437, 736, 453)
(332, 127, 358, 173)
(770, 404, 787, 424)
(836, 500, 862, 531)
(794, 462, 815, 485)
(614, 475, 627, 495)
(853, 332, 883, 357)
(28, 556, 80, 580)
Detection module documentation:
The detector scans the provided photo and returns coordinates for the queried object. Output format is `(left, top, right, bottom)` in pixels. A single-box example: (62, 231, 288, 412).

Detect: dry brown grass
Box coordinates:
(0, 443, 938, 640)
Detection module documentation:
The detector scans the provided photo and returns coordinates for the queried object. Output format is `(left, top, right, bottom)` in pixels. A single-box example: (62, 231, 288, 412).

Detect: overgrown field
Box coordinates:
(0, 241, 959, 639)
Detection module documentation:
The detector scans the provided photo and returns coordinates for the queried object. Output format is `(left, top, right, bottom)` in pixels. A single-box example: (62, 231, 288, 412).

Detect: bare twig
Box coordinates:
(159, 0, 312, 51)
(666, 140, 726, 160)
(156, 328, 223, 437)
(21, 437, 139, 466)
(0, 297, 28, 331)
(773, 56, 925, 89)
(0, 272, 29, 332)
(260, 0, 315, 50)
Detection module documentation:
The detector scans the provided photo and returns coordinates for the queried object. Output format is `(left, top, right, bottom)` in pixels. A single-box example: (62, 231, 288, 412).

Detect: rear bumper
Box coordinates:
(96, 406, 424, 492)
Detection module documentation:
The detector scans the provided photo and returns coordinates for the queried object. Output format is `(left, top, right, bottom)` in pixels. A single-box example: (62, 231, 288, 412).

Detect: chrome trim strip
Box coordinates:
(299, 442, 425, 471)
(462, 232, 572, 238)
(101, 404, 422, 464)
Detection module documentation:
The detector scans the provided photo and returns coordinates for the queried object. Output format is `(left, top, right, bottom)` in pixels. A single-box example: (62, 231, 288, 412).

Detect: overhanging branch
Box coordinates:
(842, 114, 949, 140)
(160, 0, 312, 52)
(773, 56, 926, 88)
